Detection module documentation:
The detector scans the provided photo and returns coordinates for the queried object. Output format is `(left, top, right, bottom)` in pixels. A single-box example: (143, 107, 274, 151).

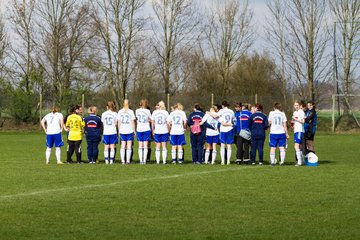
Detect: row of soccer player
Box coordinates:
(41, 99, 317, 165)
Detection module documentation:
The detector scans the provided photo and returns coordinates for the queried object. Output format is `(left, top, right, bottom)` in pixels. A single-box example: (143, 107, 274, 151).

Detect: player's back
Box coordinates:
(44, 112, 63, 134)
(218, 108, 234, 132)
(152, 109, 169, 134)
(136, 108, 151, 132)
(118, 109, 135, 134)
(168, 110, 186, 135)
(269, 110, 287, 134)
(66, 113, 84, 140)
(101, 110, 118, 135)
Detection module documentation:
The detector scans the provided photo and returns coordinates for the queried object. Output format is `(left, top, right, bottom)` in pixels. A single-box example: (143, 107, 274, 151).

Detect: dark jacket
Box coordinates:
(304, 109, 317, 139)
(84, 114, 102, 142)
(187, 110, 214, 135)
(249, 111, 269, 139)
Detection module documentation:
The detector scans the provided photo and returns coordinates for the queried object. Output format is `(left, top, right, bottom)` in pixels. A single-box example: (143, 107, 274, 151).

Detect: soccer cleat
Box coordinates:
(46, 161, 50, 164)
(57, 161, 63, 165)
(295, 163, 302, 167)
(172, 161, 177, 164)
(105, 160, 109, 164)
(110, 160, 114, 164)
(252, 162, 256, 165)
(235, 159, 242, 165)
(259, 162, 263, 165)
(280, 163, 285, 166)
(178, 161, 183, 165)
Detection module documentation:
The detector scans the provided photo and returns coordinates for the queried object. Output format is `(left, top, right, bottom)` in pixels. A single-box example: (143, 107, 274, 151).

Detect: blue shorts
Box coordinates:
(170, 134, 186, 146)
(103, 134, 118, 145)
(220, 130, 234, 144)
(206, 135, 219, 144)
(120, 133, 134, 141)
(154, 133, 169, 143)
(294, 132, 303, 144)
(269, 133, 286, 147)
(137, 130, 151, 142)
(46, 133, 64, 148)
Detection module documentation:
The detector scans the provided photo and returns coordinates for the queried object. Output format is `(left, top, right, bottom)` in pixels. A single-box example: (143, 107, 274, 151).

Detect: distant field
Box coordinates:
(0, 132, 359, 239)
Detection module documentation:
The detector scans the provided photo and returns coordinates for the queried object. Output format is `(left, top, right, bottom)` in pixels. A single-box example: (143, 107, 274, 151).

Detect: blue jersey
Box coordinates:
(304, 109, 317, 134)
(84, 114, 102, 141)
(234, 110, 251, 133)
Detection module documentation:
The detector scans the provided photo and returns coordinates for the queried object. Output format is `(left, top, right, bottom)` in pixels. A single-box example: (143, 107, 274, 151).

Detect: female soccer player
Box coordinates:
(168, 103, 187, 164)
(151, 101, 169, 164)
(101, 101, 118, 164)
(118, 99, 136, 164)
(217, 101, 235, 165)
(135, 99, 152, 164)
(292, 100, 305, 166)
(41, 106, 64, 164)
(268, 103, 289, 166)
(84, 106, 102, 164)
(65, 105, 85, 164)
(249, 103, 269, 165)
(201, 106, 220, 164)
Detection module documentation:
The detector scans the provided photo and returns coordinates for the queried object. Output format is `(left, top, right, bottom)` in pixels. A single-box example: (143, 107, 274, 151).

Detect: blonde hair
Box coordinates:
(88, 106, 97, 114)
(175, 103, 183, 111)
(123, 99, 129, 111)
(211, 105, 218, 112)
(157, 101, 166, 110)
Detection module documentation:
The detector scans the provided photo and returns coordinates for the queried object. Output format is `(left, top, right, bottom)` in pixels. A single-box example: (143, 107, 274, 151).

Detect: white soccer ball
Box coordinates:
(307, 152, 318, 164)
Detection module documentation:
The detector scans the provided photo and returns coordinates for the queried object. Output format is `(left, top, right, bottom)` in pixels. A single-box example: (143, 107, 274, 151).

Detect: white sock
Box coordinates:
(212, 150, 217, 164)
(45, 148, 51, 162)
(126, 148, 132, 163)
(55, 147, 61, 163)
(104, 150, 109, 161)
(296, 150, 302, 165)
(270, 153, 275, 164)
(227, 147, 232, 164)
(171, 150, 176, 161)
(155, 149, 161, 164)
(280, 150, 286, 164)
(220, 148, 225, 164)
(120, 148, 125, 163)
(162, 149, 167, 164)
(138, 148, 143, 163)
(178, 150, 183, 161)
(204, 150, 210, 164)
(110, 149, 115, 160)
(143, 148, 148, 164)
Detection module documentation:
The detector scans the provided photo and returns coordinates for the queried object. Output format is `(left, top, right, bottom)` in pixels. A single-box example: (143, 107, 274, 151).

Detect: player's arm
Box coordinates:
(283, 121, 289, 139)
(59, 117, 64, 133)
(41, 118, 47, 133)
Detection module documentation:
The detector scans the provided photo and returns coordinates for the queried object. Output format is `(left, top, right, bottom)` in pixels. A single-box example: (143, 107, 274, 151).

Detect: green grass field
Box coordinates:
(0, 132, 359, 239)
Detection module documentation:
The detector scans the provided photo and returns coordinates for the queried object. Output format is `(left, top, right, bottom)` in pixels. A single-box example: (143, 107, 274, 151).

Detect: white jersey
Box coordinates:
(135, 108, 151, 132)
(151, 109, 169, 134)
(167, 110, 187, 135)
(268, 110, 287, 134)
(202, 113, 219, 136)
(101, 110, 118, 135)
(293, 109, 305, 133)
(118, 109, 136, 134)
(217, 108, 235, 133)
(42, 112, 63, 134)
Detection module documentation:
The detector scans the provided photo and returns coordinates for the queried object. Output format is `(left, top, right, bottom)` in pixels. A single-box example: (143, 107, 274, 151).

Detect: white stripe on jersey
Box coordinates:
(151, 110, 169, 134)
(135, 108, 151, 132)
(118, 109, 135, 134)
(101, 110, 118, 135)
(167, 110, 187, 135)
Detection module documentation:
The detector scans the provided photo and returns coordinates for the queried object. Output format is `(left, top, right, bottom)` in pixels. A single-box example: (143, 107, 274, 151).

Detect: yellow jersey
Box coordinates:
(66, 114, 85, 141)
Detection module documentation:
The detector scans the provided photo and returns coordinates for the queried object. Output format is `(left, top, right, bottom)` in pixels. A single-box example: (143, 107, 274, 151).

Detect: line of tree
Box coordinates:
(0, 0, 359, 123)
